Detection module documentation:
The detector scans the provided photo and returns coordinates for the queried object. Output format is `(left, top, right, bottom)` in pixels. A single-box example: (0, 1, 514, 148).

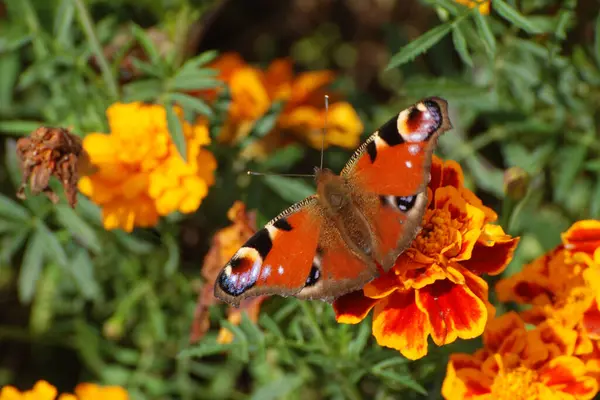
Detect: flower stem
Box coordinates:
(73, 0, 119, 100)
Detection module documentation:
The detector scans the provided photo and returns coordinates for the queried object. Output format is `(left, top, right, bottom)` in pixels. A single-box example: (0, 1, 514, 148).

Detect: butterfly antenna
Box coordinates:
(320, 94, 329, 171)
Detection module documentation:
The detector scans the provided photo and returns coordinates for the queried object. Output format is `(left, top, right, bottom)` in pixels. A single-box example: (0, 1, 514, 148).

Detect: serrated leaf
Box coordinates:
(69, 248, 100, 300)
(166, 104, 187, 161)
(386, 22, 453, 69)
(0, 193, 30, 221)
(263, 176, 314, 203)
(168, 92, 213, 117)
(130, 57, 163, 78)
(452, 23, 473, 67)
(473, 10, 496, 57)
(19, 229, 45, 303)
(55, 204, 101, 253)
(493, 0, 543, 34)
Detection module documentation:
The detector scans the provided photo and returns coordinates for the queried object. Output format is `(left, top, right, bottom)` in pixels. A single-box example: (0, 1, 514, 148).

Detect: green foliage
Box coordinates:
(0, 0, 599, 399)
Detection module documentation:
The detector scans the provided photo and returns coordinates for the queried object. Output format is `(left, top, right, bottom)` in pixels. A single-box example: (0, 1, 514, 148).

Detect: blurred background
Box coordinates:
(1, 0, 599, 398)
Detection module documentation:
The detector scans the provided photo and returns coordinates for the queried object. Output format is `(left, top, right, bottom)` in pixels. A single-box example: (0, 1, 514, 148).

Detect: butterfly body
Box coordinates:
(215, 97, 452, 306)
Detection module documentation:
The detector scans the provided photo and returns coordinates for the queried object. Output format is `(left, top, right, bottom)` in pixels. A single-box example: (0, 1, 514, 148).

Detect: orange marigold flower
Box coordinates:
(496, 220, 600, 354)
(441, 312, 599, 400)
(455, 0, 490, 15)
(78, 102, 216, 232)
(333, 156, 519, 360)
(0, 381, 128, 400)
(204, 53, 362, 156)
(190, 201, 265, 344)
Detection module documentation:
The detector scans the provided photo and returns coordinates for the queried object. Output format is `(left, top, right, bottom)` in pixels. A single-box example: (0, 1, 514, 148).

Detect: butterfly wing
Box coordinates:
(295, 211, 378, 302)
(342, 97, 452, 270)
(214, 197, 322, 306)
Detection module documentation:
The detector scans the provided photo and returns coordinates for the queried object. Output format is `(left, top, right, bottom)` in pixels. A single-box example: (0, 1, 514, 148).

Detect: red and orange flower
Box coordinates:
(442, 312, 598, 400)
(201, 53, 363, 158)
(333, 156, 520, 360)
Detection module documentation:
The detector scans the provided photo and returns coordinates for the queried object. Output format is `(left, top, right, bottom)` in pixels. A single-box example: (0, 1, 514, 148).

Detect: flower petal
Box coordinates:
(363, 271, 400, 299)
(482, 311, 525, 353)
(540, 356, 599, 399)
(442, 354, 492, 400)
(583, 299, 600, 340)
(333, 290, 378, 324)
(372, 290, 431, 360)
(562, 220, 600, 254)
(462, 225, 520, 276)
(417, 280, 487, 346)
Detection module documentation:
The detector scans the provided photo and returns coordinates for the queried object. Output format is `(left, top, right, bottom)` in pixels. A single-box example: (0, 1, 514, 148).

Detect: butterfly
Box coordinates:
(214, 97, 452, 306)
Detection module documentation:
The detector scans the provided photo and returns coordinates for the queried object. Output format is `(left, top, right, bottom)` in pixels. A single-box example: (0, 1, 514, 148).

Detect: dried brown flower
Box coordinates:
(16, 127, 95, 208)
(190, 201, 265, 343)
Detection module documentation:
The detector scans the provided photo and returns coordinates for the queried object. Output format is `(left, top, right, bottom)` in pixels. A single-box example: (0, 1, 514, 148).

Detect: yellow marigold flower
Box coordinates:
(455, 0, 490, 15)
(441, 312, 599, 400)
(204, 53, 362, 157)
(333, 156, 520, 360)
(78, 102, 216, 232)
(0, 381, 128, 400)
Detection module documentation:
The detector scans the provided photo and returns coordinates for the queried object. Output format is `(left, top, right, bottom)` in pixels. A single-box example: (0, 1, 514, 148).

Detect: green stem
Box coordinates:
(73, 0, 119, 100)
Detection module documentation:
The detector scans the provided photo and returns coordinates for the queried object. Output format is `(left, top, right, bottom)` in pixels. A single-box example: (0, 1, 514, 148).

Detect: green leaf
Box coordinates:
(69, 248, 100, 300)
(36, 222, 68, 268)
(168, 92, 213, 117)
(170, 76, 221, 92)
(178, 340, 236, 359)
(553, 144, 588, 204)
(261, 145, 305, 170)
(122, 79, 162, 102)
(0, 120, 43, 136)
(166, 104, 187, 161)
(591, 174, 600, 218)
(263, 176, 314, 203)
(386, 22, 453, 69)
(130, 57, 164, 78)
(250, 376, 303, 400)
(55, 204, 101, 253)
(473, 10, 496, 57)
(19, 229, 45, 303)
(452, 23, 473, 67)
(163, 233, 180, 276)
(53, 0, 75, 46)
(246, 102, 284, 141)
(0, 228, 29, 264)
(0, 193, 30, 221)
(493, 0, 543, 34)
(372, 369, 427, 395)
(179, 50, 219, 73)
(131, 24, 160, 65)
(595, 11, 600, 66)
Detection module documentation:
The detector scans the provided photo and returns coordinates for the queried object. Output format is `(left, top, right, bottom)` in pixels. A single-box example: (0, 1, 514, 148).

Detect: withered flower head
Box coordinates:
(16, 127, 94, 208)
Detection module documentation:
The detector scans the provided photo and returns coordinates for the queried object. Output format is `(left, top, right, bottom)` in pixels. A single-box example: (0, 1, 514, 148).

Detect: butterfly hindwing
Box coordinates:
(214, 197, 321, 306)
(296, 214, 378, 302)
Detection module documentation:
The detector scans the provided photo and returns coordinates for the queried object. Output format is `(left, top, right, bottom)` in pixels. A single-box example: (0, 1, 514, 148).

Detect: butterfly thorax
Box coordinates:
(315, 168, 375, 259)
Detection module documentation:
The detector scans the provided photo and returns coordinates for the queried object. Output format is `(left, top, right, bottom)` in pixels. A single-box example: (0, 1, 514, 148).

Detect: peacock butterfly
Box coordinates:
(214, 97, 452, 306)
